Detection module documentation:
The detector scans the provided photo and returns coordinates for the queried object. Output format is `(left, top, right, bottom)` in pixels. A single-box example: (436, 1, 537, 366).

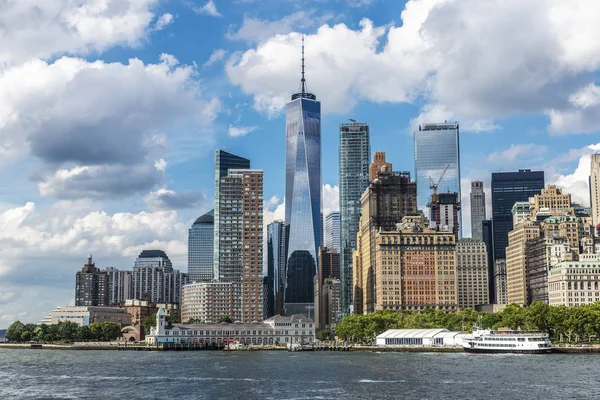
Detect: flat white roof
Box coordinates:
(376, 329, 449, 339)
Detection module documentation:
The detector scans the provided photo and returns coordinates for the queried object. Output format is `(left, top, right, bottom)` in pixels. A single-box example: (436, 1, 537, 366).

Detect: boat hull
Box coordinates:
(463, 347, 554, 354)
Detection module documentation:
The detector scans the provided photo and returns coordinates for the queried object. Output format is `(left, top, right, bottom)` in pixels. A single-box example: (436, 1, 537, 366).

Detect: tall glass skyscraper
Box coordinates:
(324, 211, 340, 252)
(188, 209, 214, 282)
(491, 170, 545, 260)
(284, 41, 322, 318)
(414, 122, 461, 234)
(338, 121, 370, 314)
(267, 220, 287, 317)
(213, 150, 250, 279)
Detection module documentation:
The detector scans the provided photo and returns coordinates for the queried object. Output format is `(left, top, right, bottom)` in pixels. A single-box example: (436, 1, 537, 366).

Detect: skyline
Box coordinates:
(1, 0, 600, 325)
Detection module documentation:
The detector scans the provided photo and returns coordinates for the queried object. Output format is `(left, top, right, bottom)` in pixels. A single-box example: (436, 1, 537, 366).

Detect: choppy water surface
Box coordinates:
(1, 349, 598, 399)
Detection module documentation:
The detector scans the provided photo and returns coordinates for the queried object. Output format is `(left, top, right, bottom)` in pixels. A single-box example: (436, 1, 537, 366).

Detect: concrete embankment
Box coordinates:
(0, 342, 119, 350)
(351, 345, 463, 353)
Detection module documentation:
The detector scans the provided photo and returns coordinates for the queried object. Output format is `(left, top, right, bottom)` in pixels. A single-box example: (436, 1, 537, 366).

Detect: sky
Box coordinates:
(1, 0, 600, 327)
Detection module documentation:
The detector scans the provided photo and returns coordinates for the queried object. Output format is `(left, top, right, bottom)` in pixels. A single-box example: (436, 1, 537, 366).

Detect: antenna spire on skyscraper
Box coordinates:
(301, 36, 306, 95)
(291, 35, 316, 101)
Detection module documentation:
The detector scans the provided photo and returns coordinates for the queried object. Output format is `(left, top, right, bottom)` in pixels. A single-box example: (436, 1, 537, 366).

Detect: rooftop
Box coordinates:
(193, 209, 214, 225)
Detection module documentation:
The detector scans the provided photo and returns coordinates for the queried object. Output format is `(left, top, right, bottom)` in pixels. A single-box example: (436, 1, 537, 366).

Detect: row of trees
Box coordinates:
(335, 302, 600, 343)
(5, 320, 122, 343)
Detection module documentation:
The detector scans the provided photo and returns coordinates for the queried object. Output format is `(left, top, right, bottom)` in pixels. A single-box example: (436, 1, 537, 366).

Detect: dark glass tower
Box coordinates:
(188, 209, 214, 282)
(213, 150, 250, 279)
(339, 121, 370, 315)
(491, 170, 544, 260)
(482, 219, 495, 302)
(267, 221, 287, 317)
(284, 38, 322, 319)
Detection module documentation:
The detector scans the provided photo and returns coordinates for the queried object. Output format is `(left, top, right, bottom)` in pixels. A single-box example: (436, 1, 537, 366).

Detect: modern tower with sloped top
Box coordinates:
(284, 37, 322, 319)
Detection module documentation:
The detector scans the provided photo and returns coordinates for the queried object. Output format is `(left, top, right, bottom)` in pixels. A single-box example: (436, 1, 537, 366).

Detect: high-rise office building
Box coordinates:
(491, 170, 544, 260)
(266, 221, 287, 318)
(188, 209, 214, 282)
(314, 246, 340, 329)
(369, 151, 390, 181)
(324, 211, 341, 252)
(218, 169, 264, 322)
(105, 267, 132, 305)
(214, 150, 250, 280)
(414, 122, 461, 235)
(456, 239, 489, 309)
(482, 220, 495, 302)
(339, 121, 370, 315)
(75, 255, 109, 307)
(590, 154, 600, 231)
(353, 169, 418, 314)
(470, 181, 486, 240)
(430, 192, 460, 237)
(284, 40, 322, 319)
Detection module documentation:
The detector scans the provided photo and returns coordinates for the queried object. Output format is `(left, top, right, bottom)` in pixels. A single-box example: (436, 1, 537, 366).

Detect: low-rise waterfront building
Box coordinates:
(122, 299, 179, 326)
(376, 329, 466, 347)
(40, 306, 131, 327)
(146, 307, 315, 345)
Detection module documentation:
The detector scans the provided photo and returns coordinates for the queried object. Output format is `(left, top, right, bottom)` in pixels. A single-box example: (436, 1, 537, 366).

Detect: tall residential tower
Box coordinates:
(470, 181, 486, 240)
(339, 121, 370, 314)
(590, 154, 600, 231)
(284, 39, 322, 318)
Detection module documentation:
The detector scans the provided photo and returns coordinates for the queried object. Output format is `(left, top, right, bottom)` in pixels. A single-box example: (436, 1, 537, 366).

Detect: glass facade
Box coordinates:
(338, 122, 370, 314)
(284, 95, 321, 318)
(491, 170, 545, 260)
(266, 221, 287, 317)
(414, 122, 461, 234)
(213, 150, 250, 280)
(324, 211, 340, 252)
(188, 209, 214, 282)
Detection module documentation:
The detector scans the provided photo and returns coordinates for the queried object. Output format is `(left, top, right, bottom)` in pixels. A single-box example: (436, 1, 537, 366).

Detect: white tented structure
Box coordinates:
(376, 329, 466, 347)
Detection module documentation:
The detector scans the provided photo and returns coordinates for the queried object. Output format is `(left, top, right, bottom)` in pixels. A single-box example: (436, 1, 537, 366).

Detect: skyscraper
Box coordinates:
(590, 154, 600, 231)
(324, 211, 340, 252)
(430, 191, 460, 237)
(339, 121, 370, 315)
(188, 209, 214, 282)
(482, 219, 495, 302)
(105, 267, 132, 306)
(491, 170, 544, 260)
(266, 220, 287, 317)
(369, 151, 390, 181)
(470, 181, 486, 240)
(414, 122, 461, 234)
(284, 39, 322, 318)
(214, 150, 250, 280)
(218, 169, 264, 322)
(75, 255, 109, 307)
(314, 246, 340, 329)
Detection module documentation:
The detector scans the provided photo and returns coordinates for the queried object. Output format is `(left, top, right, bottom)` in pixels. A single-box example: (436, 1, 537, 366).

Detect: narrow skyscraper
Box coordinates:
(414, 122, 461, 235)
(284, 38, 322, 318)
(470, 181, 486, 240)
(324, 211, 340, 252)
(590, 154, 600, 232)
(188, 209, 214, 282)
(214, 150, 250, 280)
(339, 121, 370, 315)
(266, 220, 287, 317)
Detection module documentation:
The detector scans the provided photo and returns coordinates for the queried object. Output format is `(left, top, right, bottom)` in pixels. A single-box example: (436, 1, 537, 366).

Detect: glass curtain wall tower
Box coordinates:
(284, 38, 322, 319)
(339, 121, 370, 315)
(188, 209, 214, 282)
(414, 122, 461, 235)
(214, 150, 250, 280)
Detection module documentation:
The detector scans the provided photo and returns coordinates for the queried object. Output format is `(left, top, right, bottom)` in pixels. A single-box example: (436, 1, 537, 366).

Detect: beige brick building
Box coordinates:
(548, 254, 600, 306)
(456, 239, 489, 309)
(506, 221, 541, 305)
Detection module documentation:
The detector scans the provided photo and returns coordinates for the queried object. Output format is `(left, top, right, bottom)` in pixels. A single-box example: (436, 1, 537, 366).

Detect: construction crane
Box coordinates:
(429, 164, 450, 203)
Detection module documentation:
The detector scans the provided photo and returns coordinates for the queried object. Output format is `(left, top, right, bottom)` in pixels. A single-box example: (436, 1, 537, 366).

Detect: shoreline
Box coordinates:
(2, 343, 600, 353)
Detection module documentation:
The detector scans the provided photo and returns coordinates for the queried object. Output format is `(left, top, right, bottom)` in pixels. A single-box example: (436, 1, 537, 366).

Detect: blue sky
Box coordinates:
(1, 0, 600, 326)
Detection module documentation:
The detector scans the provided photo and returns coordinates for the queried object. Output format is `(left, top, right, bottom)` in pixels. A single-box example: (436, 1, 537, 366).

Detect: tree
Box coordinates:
(20, 331, 32, 342)
(76, 326, 93, 341)
(143, 313, 157, 335)
(6, 321, 26, 342)
(316, 330, 334, 341)
(88, 322, 103, 341)
(218, 316, 233, 324)
(101, 322, 122, 341)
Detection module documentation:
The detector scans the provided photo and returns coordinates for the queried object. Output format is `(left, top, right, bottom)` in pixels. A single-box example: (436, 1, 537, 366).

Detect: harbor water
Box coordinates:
(1, 349, 598, 399)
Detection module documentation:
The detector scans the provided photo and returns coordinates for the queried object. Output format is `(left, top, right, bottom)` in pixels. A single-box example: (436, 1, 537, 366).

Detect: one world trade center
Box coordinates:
(284, 38, 322, 319)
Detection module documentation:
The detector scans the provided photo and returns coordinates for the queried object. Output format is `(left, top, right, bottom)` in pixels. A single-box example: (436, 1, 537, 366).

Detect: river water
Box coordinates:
(0, 349, 598, 399)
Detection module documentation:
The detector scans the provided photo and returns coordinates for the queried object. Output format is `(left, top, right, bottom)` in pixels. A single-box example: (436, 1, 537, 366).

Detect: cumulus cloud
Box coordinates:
(229, 125, 258, 137)
(0, 0, 160, 65)
(226, 11, 333, 44)
(191, 0, 222, 17)
(486, 144, 548, 164)
(0, 54, 219, 199)
(204, 49, 227, 67)
(0, 201, 189, 324)
(153, 13, 175, 31)
(227, 0, 600, 133)
(144, 189, 207, 211)
(323, 184, 339, 216)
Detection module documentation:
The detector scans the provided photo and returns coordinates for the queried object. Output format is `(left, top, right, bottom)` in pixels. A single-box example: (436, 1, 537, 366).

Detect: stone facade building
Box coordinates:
(456, 239, 489, 309)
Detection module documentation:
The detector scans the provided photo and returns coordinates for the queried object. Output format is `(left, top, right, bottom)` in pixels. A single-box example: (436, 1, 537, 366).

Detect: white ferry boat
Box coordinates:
(462, 327, 554, 354)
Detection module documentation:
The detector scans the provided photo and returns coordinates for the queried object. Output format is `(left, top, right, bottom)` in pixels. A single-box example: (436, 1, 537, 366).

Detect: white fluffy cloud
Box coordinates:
(0, 0, 160, 65)
(204, 49, 227, 67)
(0, 201, 190, 324)
(154, 13, 175, 31)
(229, 125, 258, 137)
(227, 0, 600, 133)
(191, 0, 222, 18)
